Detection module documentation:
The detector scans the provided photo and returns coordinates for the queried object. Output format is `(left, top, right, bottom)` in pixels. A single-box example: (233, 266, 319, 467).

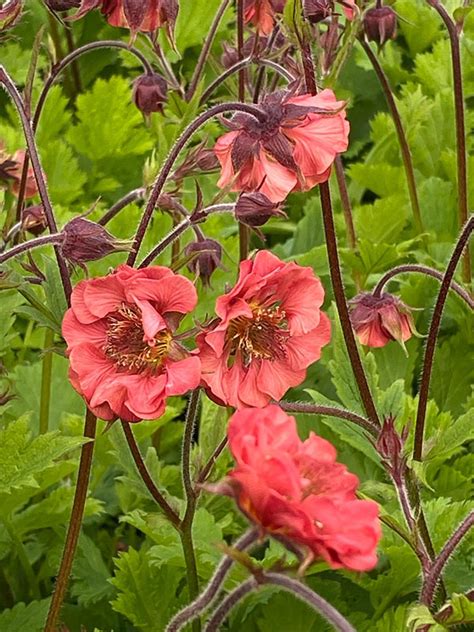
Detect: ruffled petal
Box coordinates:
(165, 356, 201, 396)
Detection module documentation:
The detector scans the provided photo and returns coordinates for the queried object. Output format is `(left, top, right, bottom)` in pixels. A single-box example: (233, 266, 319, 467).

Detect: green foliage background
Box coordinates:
(0, 1, 473, 630)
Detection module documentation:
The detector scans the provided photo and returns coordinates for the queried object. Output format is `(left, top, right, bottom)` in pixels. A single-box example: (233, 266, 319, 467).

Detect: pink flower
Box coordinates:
(197, 250, 331, 408)
(349, 292, 418, 351)
(73, 0, 177, 36)
(243, 0, 286, 35)
(215, 89, 349, 202)
(1, 150, 39, 199)
(209, 405, 381, 571)
(62, 265, 200, 422)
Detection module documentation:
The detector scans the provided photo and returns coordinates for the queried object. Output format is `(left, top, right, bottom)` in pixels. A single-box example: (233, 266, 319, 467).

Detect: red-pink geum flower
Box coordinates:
(62, 265, 200, 422)
(73, 0, 178, 38)
(349, 292, 418, 352)
(215, 89, 349, 203)
(243, 0, 285, 35)
(197, 250, 331, 408)
(208, 405, 381, 571)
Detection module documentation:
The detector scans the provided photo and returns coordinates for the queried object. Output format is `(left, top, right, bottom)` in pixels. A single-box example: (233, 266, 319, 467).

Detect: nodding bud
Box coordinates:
(21, 204, 47, 236)
(303, 0, 333, 24)
(133, 72, 168, 115)
(376, 416, 407, 479)
(235, 192, 286, 228)
(185, 238, 222, 287)
(349, 292, 419, 353)
(43, 0, 80, 11)
(60, 217, 132, 265)
(0, 0, 23, 30)
(363, 5, 397, 46)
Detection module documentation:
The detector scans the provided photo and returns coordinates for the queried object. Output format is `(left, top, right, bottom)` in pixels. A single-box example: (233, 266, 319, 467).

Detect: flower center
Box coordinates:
(227, 303, 289, 366)
(104, 303, 172, 374)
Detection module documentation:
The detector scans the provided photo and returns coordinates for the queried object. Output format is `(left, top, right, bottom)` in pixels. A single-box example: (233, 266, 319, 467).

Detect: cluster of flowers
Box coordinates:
(63, 252, 381, 570)
(0, 0, 407, 574)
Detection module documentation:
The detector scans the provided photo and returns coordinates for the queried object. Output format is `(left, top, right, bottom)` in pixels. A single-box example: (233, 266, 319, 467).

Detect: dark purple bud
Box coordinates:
(61, 217, 132, 264)
(303, 0, 333, 24)
(235, 192, 286, 227)
(185, 238, 222, 287)
(363, 6, 397, 46)
(133, 72, 168, 115)
(0, 0, 23, 30)
(21, 204, 47, 236)
(43, 0, 80, 11)
(220, 42, 239, 69)
(376, 416, 406, 479)
(194, 148, 219, 172)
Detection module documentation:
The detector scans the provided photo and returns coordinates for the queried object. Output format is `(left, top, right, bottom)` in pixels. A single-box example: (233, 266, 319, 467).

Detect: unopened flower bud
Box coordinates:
(303, 0, 333, 24)
(0, 0, 22, 30)
(185, 238, 222, 287)
(363, 5, 397, 46)
(195, 149, 219, 172)
(21, 204, 47, 236)
(235, 192, 286, 228)
(376, 416, 407, 479)
(349, 292, 419, 353)
(61, 217, 132, 265)
(43, 0, 80, 11)
(133, 72, 168, 115)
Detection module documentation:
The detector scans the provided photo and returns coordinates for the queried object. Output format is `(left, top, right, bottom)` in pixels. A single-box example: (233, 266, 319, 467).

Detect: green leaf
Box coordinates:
(0, 416, 89, 498)
(110, 547, 183, 631)
(424, 409, 474, 463)
(0, 599, 51, 632)
(437, 592, 474, 627)
(67, 76, 153, 160)
(71, 534, 114, 607)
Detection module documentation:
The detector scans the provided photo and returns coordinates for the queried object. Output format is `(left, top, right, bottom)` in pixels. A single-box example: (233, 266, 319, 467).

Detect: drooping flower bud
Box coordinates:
(303, 0, 333, 24)
(43, 0, 80, 11)
(185, 238, 222, 287)
(21, 204, 47, 236)
(133, 72, 168, 115)
(349, 292, 419, 353)
(60, 217, 132, 265)
(0, 0, 23, 31)
(363, 5, 397, 46)
(235, 192, 286, 227)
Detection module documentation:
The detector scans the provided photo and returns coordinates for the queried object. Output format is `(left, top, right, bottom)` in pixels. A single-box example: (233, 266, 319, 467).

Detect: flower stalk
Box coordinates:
(127, 102, 267, 265)
(360, 40, 425, 240)
(426, 0, 471, 285)
(413, 216, 473, 462)
(44, 410, 97, 632)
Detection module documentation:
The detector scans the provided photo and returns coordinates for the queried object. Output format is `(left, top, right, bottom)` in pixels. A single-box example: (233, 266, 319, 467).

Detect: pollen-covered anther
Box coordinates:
(227, 304, 289, 365)
(104, 303, 172, 373)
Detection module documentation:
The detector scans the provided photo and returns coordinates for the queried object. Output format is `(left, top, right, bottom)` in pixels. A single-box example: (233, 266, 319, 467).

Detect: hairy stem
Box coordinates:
(236, 0, 250, 261)
(121, 421, 181, 529)
(166, 529, 259, 632)
(199, 57, 294, 105)
(139, 218, 191, 268)
(44, 410, 97, 632)
(98, 188, 146, 226)
(204, 573, 356, 632)
(196, 436, 228, 486)
(127, 102, 267, 265)
(421, 511, 474, 606)
(279, 401, 378, 436)
(373, 263, 474, 308)
(296, 38, 379, 424)
(426, 0, 471, 284)
(204, 577, 256, 631)
(413, 216, 473, 461)
(39, 327, 54, 435)
(334, 156, 361, 290)
(180, 389, 202, 632)
(360, 40, 425, 239)
(0, 67, 72, 301)
(0, 233, 64, 264)
(320, 182, 380, 424)
(186, 0, 232, 101)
